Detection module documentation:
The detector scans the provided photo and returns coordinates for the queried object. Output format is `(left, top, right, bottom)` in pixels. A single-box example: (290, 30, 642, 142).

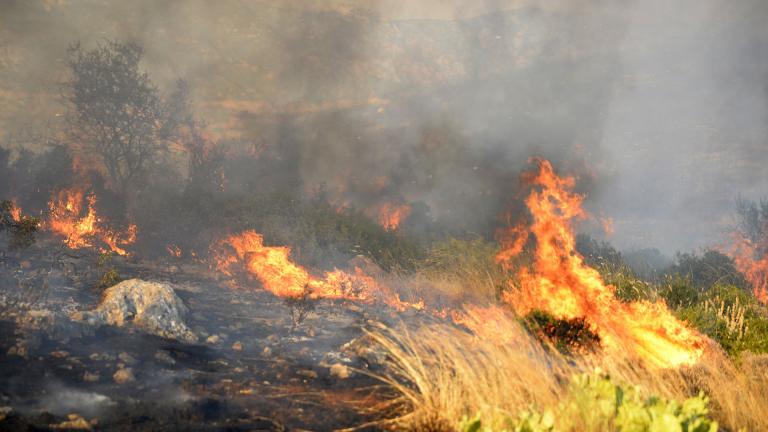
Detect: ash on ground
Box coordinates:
(0, 242, 409, 431)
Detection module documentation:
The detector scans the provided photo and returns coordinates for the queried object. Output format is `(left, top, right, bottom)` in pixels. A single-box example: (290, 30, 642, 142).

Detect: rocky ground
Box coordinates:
(0, 241, 414, 431)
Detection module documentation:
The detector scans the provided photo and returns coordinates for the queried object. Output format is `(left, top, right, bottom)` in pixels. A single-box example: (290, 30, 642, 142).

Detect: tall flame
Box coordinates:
(48, 187, 136, 256)
(376, 202, 412, 231)
(730, 236, 768, 304)
(496, 158, 706, 367)
(8, 200, 23, 223)
(212, 230, 423, 311)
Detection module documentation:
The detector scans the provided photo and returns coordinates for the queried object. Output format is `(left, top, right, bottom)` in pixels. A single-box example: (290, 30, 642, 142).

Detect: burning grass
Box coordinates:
(367, 315, 768, 431)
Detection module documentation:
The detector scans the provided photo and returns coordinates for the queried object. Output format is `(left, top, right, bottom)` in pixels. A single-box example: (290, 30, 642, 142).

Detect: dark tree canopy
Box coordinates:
(66, 40, 177, 195)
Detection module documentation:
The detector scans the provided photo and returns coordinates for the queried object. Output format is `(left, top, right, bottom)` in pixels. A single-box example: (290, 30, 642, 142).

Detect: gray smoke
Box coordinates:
(1, 0, 767, 253)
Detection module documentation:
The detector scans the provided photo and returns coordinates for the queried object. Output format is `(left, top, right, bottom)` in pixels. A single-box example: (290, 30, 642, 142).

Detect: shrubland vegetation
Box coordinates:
(3, 38, 768, 432)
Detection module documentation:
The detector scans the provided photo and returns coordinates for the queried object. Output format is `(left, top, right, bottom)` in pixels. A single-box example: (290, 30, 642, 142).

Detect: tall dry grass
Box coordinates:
(399, 237, 506, 307)
(367, 308, 768, 431)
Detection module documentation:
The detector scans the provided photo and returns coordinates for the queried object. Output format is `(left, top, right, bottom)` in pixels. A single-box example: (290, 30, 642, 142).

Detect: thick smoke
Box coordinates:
(1, 0, 767, 253)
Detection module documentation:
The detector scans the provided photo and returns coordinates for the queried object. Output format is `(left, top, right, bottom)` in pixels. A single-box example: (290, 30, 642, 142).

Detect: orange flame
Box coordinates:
(166, 244, 183, 258)
(47, 187, 136, 256)
(212, 230, 423, 311)
(496, 158, 705, 367)
(377, 202, 412, 231)
(730, 236, 768, 304)
(9, 201, 22, 222)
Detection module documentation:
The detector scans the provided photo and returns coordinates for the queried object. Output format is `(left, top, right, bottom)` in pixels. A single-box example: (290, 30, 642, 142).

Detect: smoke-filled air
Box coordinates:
(1, 1, 768, 430)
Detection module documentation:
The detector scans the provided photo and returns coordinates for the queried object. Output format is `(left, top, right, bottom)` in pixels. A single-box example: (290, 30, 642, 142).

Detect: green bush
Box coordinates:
(459, 372, 717, 432)
(217, 193, 425, 272)
(658, 274, 700, 309)
(677, 284, 768, 356)
(665, 250, 748, 291)
(600, 264, 656, 303)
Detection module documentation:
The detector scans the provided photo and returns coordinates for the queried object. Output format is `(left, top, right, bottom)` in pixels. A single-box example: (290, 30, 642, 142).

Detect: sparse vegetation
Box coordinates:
(0, 200, 40, 249)
(96, 251, 121, 289)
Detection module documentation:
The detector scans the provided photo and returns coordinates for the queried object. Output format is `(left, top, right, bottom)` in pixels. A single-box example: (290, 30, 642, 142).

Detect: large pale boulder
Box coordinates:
(74, 279, 196, 342)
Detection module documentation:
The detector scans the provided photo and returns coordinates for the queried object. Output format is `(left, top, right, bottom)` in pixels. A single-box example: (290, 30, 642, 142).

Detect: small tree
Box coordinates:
(66, 40, 177, 196)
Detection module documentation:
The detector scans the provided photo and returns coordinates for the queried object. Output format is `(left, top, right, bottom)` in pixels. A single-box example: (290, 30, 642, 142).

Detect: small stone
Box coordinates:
(154, 350, 176, 366)
(19, 261, 31, 269)
(329, 363, 351, 379)
(113, 367, 135, 384)
(266, 334, 279, 344)
(50, 350, 70, 359)
(231, 341, 243, 351)
(296, 369, 317, 379)
(0, 406, 12, 422)
(118, 352, 137, 364)
(206, 335, 221, 344)
(51, 413, 91, 430)
(83, 372, 100, 382)
(261, 346, 272, 357)
(306, 327, 316, 337)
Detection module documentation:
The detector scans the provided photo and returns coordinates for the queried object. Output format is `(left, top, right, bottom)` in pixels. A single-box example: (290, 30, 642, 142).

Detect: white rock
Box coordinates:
(74, 279, 196, 342)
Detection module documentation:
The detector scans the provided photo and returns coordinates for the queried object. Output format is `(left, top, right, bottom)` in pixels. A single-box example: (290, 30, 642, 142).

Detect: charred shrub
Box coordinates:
(96, 251, 121, 290)
(523, 310, 600, 354)
(284, 286, 316, 330)
(0, 200, 41, 249)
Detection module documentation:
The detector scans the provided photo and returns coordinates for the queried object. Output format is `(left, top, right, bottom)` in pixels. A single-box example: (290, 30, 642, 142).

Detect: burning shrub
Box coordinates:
(522, 310, 601, 355)
(283, 287, 317, 330)
(0, 200, 41, 249)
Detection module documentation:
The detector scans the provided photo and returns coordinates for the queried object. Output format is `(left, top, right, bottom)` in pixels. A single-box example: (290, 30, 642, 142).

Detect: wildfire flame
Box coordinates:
(495, 158, 706, 367)
(167, 244, 183, 258)
(730, 236, 768, 304)
(376, 202, 412, 231)
(48, 187, 136, 256)
(212, 230, 423, 311)
(9, 202, 22, 222)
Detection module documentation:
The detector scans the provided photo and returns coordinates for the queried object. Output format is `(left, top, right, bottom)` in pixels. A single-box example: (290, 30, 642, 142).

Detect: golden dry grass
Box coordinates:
(367, 308, 768, 431)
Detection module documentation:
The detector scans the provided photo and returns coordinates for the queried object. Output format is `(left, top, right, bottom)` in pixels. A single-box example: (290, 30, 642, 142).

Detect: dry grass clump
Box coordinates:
(403, 237, 506, 306)
(367, 308, 768, 431)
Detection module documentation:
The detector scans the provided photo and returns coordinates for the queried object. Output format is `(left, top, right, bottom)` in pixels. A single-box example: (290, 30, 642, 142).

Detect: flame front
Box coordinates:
(496, 158, 706, 367)
(213, 230, 423, 310)
(48, 187, 136, 256)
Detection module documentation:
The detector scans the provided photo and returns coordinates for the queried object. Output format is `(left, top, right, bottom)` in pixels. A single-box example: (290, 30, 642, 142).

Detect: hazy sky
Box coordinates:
(1, 0, 767, 253)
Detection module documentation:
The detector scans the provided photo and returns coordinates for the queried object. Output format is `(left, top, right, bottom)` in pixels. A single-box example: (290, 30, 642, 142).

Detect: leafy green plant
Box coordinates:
(459, 373, 718, 432)
(659, 274, 700, 309)
(677, 284, 768, 356)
